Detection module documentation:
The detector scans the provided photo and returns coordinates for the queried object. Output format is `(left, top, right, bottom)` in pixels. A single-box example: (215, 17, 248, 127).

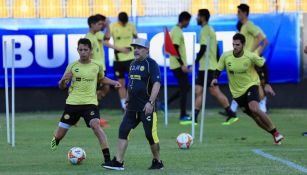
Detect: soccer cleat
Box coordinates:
(273, 131, 284, 145)
(148, 159, 164, 170)
(179, 115, 192, 125)
(221, 117, 239, 126)
(302, 132, 307, 136)
(103, 157, 124, 171)
(50, 137, 58, 151)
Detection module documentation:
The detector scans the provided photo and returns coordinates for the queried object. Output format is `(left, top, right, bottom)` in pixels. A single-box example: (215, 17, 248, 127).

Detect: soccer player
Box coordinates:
(194, 9, 237, 125)
(50, 38, 121, 165)
(168, 11, 191, 123)
(110, 12, 138, 111)
(229, 3, 273, 113)
(304, 46, 307, 54)
(103, 38, 163, 170)
(211, 33, 284, 144)
(85, 15, 129, 101)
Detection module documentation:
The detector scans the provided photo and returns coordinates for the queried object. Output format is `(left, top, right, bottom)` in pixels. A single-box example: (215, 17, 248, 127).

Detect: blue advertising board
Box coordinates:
(0, 13, 300, 87)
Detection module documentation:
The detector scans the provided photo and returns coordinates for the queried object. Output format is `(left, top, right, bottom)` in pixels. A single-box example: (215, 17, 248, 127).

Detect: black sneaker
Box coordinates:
(148, 159, 164, 170)
(103, 157, 124, 171)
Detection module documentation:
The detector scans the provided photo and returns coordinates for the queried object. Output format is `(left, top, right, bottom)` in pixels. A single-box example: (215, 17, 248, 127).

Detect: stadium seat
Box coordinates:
(217, 0, 241, 14)
(13, 0, 36, 18)
(302, 0, 307, 12)
(278, 0, 297, 12)
(120, 0, 132, 16)
(136, 0, 145, 16)
(0, 0, 9, 18)
(93, 0, 117, 17)
(39, 0, 63, 18)
(67, 0, 90, 17)
(191, 0, 215, 15)
(247, 0, 270, 13)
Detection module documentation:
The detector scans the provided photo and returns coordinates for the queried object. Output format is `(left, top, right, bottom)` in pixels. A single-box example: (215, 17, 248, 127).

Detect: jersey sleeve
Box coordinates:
(247, 22, 260, 37)
(149, 61, 161, 84)
(171, 28, 181, 45)
(98, 64, 105, 80)
(95, 32, 104, 41)
(251, 53, 265, 67)
(216, 53, 226, 71)
(64, 63, 73, 74)
(199, 27, 208, 45)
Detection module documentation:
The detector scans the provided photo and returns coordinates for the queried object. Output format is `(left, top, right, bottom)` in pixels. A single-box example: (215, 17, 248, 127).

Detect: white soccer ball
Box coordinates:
(67, 147, 86, 165)
(176, 133, 193, 149)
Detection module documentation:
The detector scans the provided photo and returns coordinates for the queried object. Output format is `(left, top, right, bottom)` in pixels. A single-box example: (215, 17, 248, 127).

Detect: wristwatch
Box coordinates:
(148, 100, 155, 106)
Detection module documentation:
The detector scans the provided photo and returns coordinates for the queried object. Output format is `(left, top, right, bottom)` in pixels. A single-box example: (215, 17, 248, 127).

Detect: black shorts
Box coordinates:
(60, 104, 100, 128)
(118, 111, 159, 145)
(113, 60, 133, 79)
(196, 70, 215, 87)
(234, 85, 260, 116)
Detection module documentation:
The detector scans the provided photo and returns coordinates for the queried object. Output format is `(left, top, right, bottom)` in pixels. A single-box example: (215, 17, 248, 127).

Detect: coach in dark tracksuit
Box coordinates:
(103, 38, 164, 171)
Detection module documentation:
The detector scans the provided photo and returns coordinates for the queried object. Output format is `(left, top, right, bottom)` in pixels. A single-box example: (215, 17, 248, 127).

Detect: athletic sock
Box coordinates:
(230, 100, 238, 113)
(102, 148, 111, 162)
(194, 109, 200, 123)
(55, 138, 60, 145)
(225, 106, 236, 118)
(120, 99, 126, 109)
(269, 128, 277, 135)
(259, 97, 267, 113)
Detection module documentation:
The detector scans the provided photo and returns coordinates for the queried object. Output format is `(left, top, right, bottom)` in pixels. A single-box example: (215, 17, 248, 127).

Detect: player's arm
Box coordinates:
(102, 40, 130, 53)
(253, 54, 275, 96)
(195, 45, 206, 64)
(103, 18, 111, 40)
(99, 77, 121, 88)
(144, 82, 161, 115)
(253, 33, 268, 55)
(211, 54, 226, 86)
(58, 71, 72, 90)
(144, 61, 161, 115)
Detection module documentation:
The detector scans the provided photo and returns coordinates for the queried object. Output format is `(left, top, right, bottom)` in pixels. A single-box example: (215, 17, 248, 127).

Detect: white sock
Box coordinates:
(230, 100, 238, 112)
(259, 97, 267, 113)
(120, 99, 126, 109)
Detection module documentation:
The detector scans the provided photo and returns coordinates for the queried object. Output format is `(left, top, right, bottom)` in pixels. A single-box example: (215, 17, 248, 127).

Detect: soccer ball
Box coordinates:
(176, 133, 193, 149)
(67, 147, 86, 165)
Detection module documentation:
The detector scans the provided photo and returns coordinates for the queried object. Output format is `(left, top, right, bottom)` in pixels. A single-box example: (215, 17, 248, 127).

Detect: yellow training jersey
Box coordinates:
(110, 22, 137, 61)
(65, 60, 105, 105)
(216, 50, 265, 98)
(95, 31, 106, 71)
(199, 24, 217, 71)
(85, 32, 105, 70)
(169, 25, 187, 70)
(240, 20, 261, 52)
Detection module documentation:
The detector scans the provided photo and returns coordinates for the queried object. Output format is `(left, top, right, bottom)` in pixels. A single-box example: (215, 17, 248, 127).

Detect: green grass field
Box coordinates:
(1, 109, 307, 175)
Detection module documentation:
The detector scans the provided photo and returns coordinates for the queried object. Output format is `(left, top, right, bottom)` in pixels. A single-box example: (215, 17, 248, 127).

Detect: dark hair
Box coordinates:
(78, 38, 92, 50)
(237, 3, 249, 16)
(87, 15, 100, 28)
(118, 12, 128, 24)
(95, 14, 106, 21)
(233, 33, 246, 45)
(178, 11, 191, 23)
(198, 9, 210, 22)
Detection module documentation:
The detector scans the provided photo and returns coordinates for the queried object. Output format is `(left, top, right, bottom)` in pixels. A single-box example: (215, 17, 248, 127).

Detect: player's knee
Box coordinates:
(248, 102, 260, 113)
(89, 119, 100, 130)
(209, 86, 218, 97)
(118, 126, 130, 140)
(145, 133, 155, 145)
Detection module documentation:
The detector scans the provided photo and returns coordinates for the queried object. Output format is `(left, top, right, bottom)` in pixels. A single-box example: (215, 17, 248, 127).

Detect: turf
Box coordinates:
(1, 109, 307, 175)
